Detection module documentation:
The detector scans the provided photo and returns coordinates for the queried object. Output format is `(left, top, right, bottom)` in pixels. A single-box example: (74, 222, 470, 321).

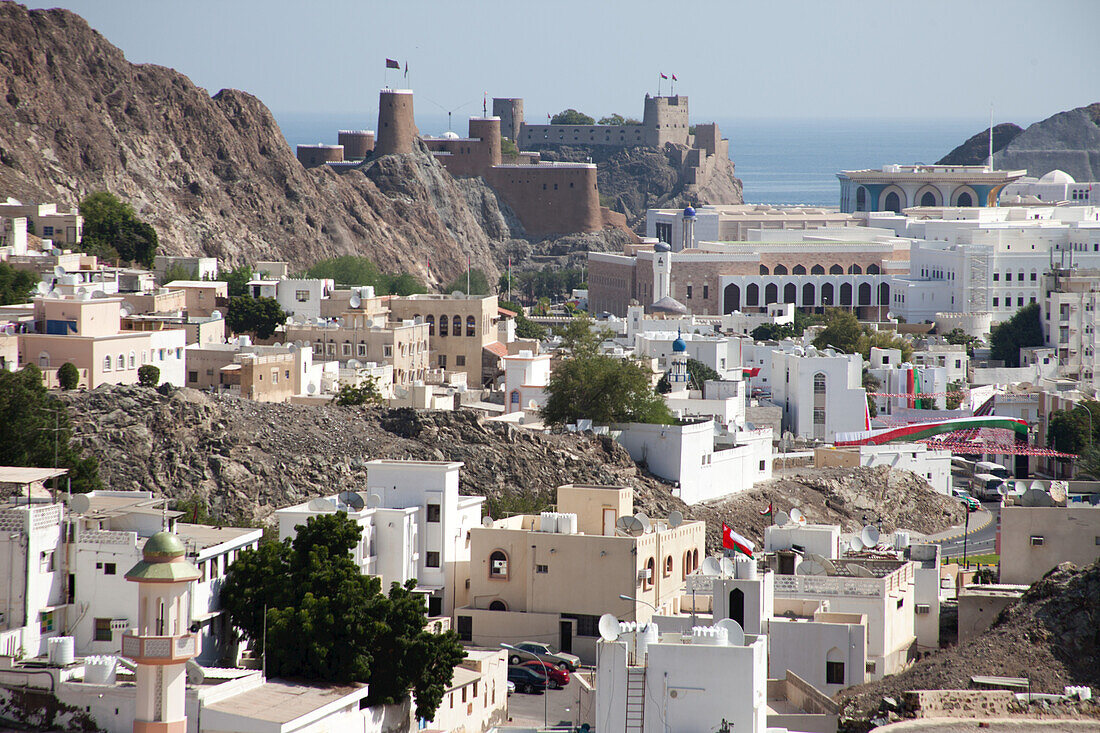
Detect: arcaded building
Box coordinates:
(837, 164, 1026, 213)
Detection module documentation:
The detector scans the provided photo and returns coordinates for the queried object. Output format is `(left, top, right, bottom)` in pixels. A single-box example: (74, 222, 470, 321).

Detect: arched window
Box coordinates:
(102, 356, 112, 372)
(847, 264, 862, 274)
(117, 354, 125, 371)
(683, 551, 691, 577)
(759, 265, 769, 275)
(792, 264, 806, 275)
(879, 282, 890, 305)
(814, 373, 827, 394)
(425, 315, 435, 336)
(723, 283, 740, 313)
(783, 283, 797, 304)
(821, 282, 834, 306)
(466, 316, 476, 336)
(453, 315, 462, 336)
(859, 282, 872, 306)
(829, 264, 844, 275)
(957, 191, 974, 207)
(856, 186, 867, 211)
(764, 283, 778, 304)
(811, 264, 825, 275)
(884, 191, 901, 213)
(746, 283, 760, 307)
(729, 588, 745, 628)
(826, 647, 845, 685)
(664, 555, 673, 577)
(489, 550, 508, 579)
(440, 315, 449, 337)
(803, 283, 815, 306)
(644, 557, 656, 589)
(774, 264, 788, 275)
(129, 351, 137, 369)
(921, 191, 937, 207)
(867, 264, 881, 274)
(489, 599, 507, 611)
(840, 282, 853, 306)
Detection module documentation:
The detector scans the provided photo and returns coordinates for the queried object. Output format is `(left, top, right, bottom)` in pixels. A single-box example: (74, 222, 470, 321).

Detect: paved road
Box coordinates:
(504, 676, 586, 729)
(938, 502, 999, 560)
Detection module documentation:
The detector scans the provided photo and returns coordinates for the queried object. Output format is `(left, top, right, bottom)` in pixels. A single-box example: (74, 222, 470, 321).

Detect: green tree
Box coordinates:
(553, 312, 609, 356)
(79, 191, 158, 267)
(226, 296, 287, 339)
(56, 362, 80, 390)
(304, 256, 381, 286)
(500, 138, 519, 157)
(159, 262, 197, 285)
(137, 364, 160, 388)
(383, 272, 427, 296)
(218, 264, 254, 297)
(0, 262, 39, 305)
(989, 303, 1043, 368)
(812, 309, 863, 354)
(543, 352, 673, 426)
(946, 380, 966, 410)
(499, 300, 547, 341)
(598, 114, 641, 126)
(863, 369, 881, 419)
(686, 358, 720, 390)
(0, 365, 101, 493)
(550, 109, 595, 125)
(943, 327, 979, 357)
(333, 378, 382, 406)
(443, 268, 490, 296)
(1047, 401, 1100, 455)
(1078, 445, 1100, 480)
(221, 513, 465, 718)
(859, 329, 913, 363)
(751, 322, 796, 341)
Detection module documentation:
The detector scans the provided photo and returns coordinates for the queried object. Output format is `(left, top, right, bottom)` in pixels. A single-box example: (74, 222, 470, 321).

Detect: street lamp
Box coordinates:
(618, 593, 658, 619)
(1075, 403, 1094, 450)
(500, 643, 547, 727)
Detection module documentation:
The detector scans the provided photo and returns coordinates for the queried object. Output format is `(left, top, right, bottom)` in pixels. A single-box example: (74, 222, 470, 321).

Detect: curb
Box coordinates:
(931, 509, 993, 542)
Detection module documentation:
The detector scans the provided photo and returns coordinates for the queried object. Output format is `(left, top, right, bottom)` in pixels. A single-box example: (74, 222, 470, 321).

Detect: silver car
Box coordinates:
(509, 641, 581, 671)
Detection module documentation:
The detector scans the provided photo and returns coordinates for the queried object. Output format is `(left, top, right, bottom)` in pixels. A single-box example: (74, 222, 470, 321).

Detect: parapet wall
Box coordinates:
(519, 124, 646, 148)
(376, 89, 418, 156)
(338, 130, 375, 159)
(297, 144, 344, 168)
(643, 95, 690, 147)
(486, 164, 602, 237)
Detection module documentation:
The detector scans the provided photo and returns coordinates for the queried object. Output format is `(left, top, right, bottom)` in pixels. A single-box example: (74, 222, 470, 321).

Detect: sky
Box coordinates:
(33, 0, 1100, 126)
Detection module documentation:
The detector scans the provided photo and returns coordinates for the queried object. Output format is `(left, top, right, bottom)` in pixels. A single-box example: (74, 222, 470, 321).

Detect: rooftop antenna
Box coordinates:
(988, 102, 994, 172)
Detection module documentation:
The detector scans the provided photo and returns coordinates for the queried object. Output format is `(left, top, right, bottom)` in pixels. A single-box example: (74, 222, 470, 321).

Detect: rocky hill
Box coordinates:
(0, 3, 509, 282)
(936, 123, 1023, 166)
(56, 385, 963, 553)
(529, 143, 743, 231)
(837, 560, 1100, 730)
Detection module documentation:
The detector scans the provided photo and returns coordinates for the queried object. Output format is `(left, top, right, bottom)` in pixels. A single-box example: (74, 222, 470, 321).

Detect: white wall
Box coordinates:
(767, 617, 867, 695)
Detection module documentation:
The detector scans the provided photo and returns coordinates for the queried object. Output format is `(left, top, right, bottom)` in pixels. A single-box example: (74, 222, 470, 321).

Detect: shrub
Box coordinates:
(57, 362, 80, 390)
(137, 364, 160, 388)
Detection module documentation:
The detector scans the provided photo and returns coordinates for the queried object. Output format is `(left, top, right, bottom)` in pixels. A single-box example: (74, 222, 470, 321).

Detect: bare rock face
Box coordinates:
(0, 4, 503, 282)
(936, 123, 1023, 166)
(994, 103, 1100, 182)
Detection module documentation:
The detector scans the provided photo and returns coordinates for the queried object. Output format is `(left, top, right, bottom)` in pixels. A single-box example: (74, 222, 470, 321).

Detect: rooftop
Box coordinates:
(204, 679, 368, 724)
(175, 522, 262, 552)
(0, 466, 68, 486)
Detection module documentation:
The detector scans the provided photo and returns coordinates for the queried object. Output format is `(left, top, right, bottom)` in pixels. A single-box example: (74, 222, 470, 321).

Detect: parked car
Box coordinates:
(510, 641, 581, 671)
(507, 680, 516, 695)
(517, 659, 569, 688)
(508, 665, 550, 694)
(952, 488, 980, 511)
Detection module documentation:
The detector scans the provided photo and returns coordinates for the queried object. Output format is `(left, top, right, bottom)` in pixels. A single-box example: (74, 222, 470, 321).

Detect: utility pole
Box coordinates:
(962, 507, 970, 571)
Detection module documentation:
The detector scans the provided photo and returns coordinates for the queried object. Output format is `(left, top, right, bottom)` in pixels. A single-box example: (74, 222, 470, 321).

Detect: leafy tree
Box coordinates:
(812, 309, 863, 354)
(791, 309, 823, 335)
(79, 191, 158, 267)
(990, 303, 1043, 368)
(226, 296, 287, 339)
(1078, 445, 1100, 480)
(160, 262, 197, 285)
(514, 266, 585, 304)
(1047, 401, 1100, 455)
(221, 513, 465, 718)
(172, 496, 217, 525)
(443, 268, 490, 296)
(553, 313, 609, 356)
(598, 114, 641, 126)
(56, 362, 80, 390)
(500, 138, 519, 157)
(137, 364, 160, 388)
(0, 365, 101, 493)
(684, 358, 720, 390)
(0, 262, 39, 305)
(946, 380, 966, 410)
(860, 328, 913, 363)
(943, 327, 979, 357)
(863, 369, 881, 418)
(551, 109, 595, 125)
(302, 256, 427, 296)
(333, 378, 382, 406)
(499, 300, 547, 341)
(214, 264, 254, 297)
(384, 272, 427, 296)
(751, 322, 796, 341)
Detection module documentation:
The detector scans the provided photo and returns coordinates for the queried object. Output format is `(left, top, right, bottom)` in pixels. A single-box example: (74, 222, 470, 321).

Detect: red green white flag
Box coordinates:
(722, 523, 754, 558)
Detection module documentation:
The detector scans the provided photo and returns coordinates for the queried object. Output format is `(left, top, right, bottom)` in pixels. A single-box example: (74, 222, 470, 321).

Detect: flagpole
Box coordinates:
(467, 254, 471, 294)
(658, 73, 662, 97)
(507, 257, 511, 303)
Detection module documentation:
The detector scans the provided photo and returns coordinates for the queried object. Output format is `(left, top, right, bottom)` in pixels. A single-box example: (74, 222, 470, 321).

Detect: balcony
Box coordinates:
(121, 632, 199, 663)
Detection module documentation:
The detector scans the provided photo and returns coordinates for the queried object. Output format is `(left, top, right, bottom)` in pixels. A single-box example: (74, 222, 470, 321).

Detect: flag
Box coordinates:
(547, 113, 552, 121)
(385, 58, 400, 69)
(722, 523, 754, 558)
(659, 73, 668, 80)
(743, 367, 761, 377)
(759, 502, 773, 517)
(404, 61, 409, 78)
(671, 74, 678, 81)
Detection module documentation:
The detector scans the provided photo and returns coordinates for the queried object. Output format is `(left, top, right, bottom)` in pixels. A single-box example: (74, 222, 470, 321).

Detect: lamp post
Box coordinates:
(618, 593, 658, 622)
(1075, 403, 1094, 450)
(500, 643, 547, 727)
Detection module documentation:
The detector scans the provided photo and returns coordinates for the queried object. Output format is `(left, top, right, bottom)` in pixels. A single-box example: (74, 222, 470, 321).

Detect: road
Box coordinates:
(504, 676, 586, 729)
(937, 502, 999, 560)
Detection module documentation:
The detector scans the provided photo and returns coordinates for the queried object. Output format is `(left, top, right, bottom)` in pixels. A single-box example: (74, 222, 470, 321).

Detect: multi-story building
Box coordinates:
(163, 279, 228, 319)
(246, 276, 335, 321)
(0, 200, 83, 245)
(456, 484, 705, 663)
(837, 164, 1026, 213)
(153, 255, 218, 282)
(276, 460, 485, 618)
(998, 500, 1100, 585)
(185, 341, 327, 401)
(867, 346, 949, 414)
(502, 349, 549, 413)
(771, 347, 868, 441)
(387, 293, 502, 386)
(1041, 268, 1100, 386)
(285, 317, 429, 391)
(1000, 169, 1098, 205)
(648, 204, 861, 251)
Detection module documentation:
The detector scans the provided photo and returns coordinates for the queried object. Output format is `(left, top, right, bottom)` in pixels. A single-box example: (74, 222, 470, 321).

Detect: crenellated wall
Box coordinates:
(486, 163, 602, 236)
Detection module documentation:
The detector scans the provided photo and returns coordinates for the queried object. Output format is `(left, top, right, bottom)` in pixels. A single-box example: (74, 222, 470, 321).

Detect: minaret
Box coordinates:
(653, 241, 673, 303)
(670, 330, 689, 387)
(680, 205, 697, 252)
(123, 531, 201, 733)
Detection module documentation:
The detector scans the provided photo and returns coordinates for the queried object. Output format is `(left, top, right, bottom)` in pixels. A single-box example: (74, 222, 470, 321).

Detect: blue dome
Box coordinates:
(683, 205, 697, 218)
(672, 336, 687, 352)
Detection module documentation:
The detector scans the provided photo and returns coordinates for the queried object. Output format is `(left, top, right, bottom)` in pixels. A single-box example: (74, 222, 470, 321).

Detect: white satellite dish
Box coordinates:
(1021, 488, 1052, 507)
(210, 310, 223, 320)
(185, 659, 205, 685)
(53, 265, 66, 277)
(701, 556, 722, 576)
(797, 560, 827, 576)
(285, 316, 295, 325)
(306, 382, 317, 394)
(91, 290, 108, 299)
(348, 294, 361, 309)
(820, 557, 837, 575)
(790, 507, 806, 526)
(616, 515, 645, 537)
(307, 497, 336, 512)
(714, 618, 745, 646)
(69, 494, 91, 515)
(720, 557, 735, 576)
(347, 359, 361, 368)
(861, 525, 880, 548)
(482, 516, 494, 528)
(849, 535, 865, 552)
(366, 494, 383, 509)
(668, 510, 683, 529)
(851, 565, 876, 578)
(336, 317, 346, 327)
(598, 613, 621, 642)
(774, 510, 790, 527)
(120, 303, 134, 317)
(634, 512, 652, 534)
(338, 491, 365, 511)
(48, 289, 62, 299)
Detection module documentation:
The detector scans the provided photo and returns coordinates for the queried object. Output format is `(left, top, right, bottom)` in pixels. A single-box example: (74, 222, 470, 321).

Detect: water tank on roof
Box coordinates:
(84, 655, 117, 685)
(48, 636, 75, 666)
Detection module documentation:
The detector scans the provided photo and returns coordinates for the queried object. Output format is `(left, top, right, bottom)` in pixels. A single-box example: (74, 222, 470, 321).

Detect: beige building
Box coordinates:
(387, 294, 502, 385)
(456, 484, 705, 663)
(999, 503, 1100, 585)
(425, 649, 508, 733)
(647, 204, 861, 251)
(164, 280, 228, 318)
(0, 201, 82, 245)
(185, 341, 319, 401)
(285, 319, 429, 390)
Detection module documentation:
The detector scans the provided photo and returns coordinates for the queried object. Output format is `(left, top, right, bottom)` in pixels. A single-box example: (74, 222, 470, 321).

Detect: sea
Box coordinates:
(276, 112, 989, 208)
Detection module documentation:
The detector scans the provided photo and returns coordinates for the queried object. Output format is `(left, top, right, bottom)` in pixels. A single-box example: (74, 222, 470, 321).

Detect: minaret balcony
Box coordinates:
(121, 631, 200, 664)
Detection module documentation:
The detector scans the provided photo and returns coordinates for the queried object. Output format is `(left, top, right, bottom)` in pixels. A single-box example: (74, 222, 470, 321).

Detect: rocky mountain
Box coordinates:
(0, 3, 508, 282)
(529, 143, 743, 231)
(936, 123, 1023, 166)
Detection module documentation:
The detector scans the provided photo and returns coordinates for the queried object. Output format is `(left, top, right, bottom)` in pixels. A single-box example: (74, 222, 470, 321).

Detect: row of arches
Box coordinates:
(761, 263, 881, 276)
(420, 314, 477, 338)
(856, 185, 978, 213)
(723, 281, 890, 312)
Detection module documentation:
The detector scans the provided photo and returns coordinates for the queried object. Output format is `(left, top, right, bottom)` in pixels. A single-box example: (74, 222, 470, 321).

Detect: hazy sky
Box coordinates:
(35, 0, 1100, 125)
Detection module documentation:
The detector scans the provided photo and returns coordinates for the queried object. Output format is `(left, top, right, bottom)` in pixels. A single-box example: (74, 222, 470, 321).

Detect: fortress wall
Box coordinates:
(519, 124, 646, 148)
(297, 144, 344, 168)
(375, 89, 418, 156)
(486, 164, 602, 236)
(492, 98, 524, 141)
(338, 130, 375, 159)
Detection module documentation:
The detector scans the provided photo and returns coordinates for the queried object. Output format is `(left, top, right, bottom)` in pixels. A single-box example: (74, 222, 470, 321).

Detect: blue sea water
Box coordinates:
(275, 112, 988, 208)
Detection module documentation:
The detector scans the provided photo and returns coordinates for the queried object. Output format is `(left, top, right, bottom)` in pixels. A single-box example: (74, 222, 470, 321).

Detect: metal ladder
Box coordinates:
(625, 667, 646, 733)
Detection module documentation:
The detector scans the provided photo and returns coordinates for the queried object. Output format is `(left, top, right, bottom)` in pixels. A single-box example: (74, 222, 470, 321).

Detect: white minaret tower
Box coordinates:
(123, 531, 201, 733)
(669, 330, 689, 387)
(680, 205, 696, 252)
(653, 241, 673, 303)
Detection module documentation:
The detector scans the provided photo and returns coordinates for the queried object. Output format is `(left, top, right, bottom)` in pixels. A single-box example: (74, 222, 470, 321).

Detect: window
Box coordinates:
(536, 564, 549, 574)
(188, 371, 198, 383)
(916, 604, 930, 615)
(664, 556, 673, 577)
(40, 551, 53, 573)
(457, 615, 472, 641)
(426, 315, 435, 336)
(466, 316, 476, 337)
(103, 356, 112, 372)
(40, 611, 54, 633)
(426, 503, 441, 522)
(1030, 535, 1045, 546)
(383, 344, 393, 358)
(438, 354, 447, 369)
(42, 225, 54, 236)
(103, 563, 116, 575)
(440, 315, 449, 337)
(129, 352, 136, 368)
(295, 290, 309, 302)
(489, 550, 509, 579)
(702, 285, 708, 300)
(426, 551, 440, 568)
(759, 460, 766, 471)
(897, 597, 904, 609)
(456, 355, 466, 367)
(643, 557, 655, 589)
(488, 599, 507, 611)
(561, 613, 601, 638)
(826, 661, 844, 685)
(94, 618, 113, 642)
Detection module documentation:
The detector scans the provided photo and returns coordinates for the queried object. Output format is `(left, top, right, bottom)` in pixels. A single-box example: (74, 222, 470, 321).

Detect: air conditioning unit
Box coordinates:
(916, 604, 930, 615)
(492, 560, 508, 571)
(637, 568, 652, 581)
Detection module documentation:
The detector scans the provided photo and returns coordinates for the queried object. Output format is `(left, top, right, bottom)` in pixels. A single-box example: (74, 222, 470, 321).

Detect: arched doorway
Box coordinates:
(829, 264, 844, 275)
(840, 282, 853, 306)
(746, 283, 759, 307)
(783, 283, 797, 304)
(723, 283, 740, 313)
(774, 264, 789, 275)
(858, 282, 872, 306)
(879, 282, 890, 305)
(764, 283, 778, 304)
(884, 191, 901, 213)
(921, 191, 937, 207)
(957, 191, 973, 207)
(802, 283, 815, 307)
(821, 282, 834, 307)
(856, 186, 867, 211)
(729, 588, 745, 628)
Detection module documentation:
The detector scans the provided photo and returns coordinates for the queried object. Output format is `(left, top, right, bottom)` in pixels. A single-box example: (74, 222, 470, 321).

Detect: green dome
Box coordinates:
(143, 531, 185, 562)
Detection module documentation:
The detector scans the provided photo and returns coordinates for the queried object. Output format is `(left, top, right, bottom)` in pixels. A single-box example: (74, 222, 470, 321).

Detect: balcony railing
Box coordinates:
(121, 632, 199, 662)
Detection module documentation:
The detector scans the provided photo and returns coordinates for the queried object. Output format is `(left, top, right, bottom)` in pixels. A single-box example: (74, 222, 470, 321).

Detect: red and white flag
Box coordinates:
(722, 523, 754, 558)
(759, 502, 773, 517)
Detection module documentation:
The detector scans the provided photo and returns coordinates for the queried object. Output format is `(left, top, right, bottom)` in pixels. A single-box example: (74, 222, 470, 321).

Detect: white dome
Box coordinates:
(442, 131, 460, 139)
(1039, 169, 1075, 184)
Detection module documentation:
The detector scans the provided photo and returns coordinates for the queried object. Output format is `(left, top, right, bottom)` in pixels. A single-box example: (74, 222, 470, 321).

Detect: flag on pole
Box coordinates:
(385, 58, 400, 69)
(404, 61, 409, 79)
(722, 524, 754, 558)
(759, 502, 773, 517)
(659, 73, 668, 80)
(671, 74, 677, 81)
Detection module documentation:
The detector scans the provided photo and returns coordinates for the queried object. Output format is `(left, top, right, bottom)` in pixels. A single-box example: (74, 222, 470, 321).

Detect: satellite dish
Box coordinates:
(482, 516, 494, 528)
(851, 565, 876, 578)
(367, 494, 383, 509)
(598, 613, 621, 642)
(349, 295, 361, 309)
(91, 290, 108, 299)
(185, 659, 205, 685)
(338, 491, 364, 511)
(634, 512, 651, 534)
(69, 494, 91, 515)
(210, 310, 223, 320)
(797, 560, 827, 576)
(35, 281, 49, 295)
(774, 510, 790, 527)
(861, 525, 880, 548)
(1049, 482, 1068, 504)
(53, 265, 66, 277)
(306, 382, 316, 394)
(48, 289, 62, 299)
(790, 507, 805, 525)
(120, 303, 134, 317)
(714, 618, 745, 646)
(701, 556, 722, 576)
(886, 311, 895, 320)
(668, 510, 683, 529)
(849, 535, 865, 552)
(347, 359, 362, 368)
(720, 557, 736, 576)
(285, 316, 295, 325)
(616, 515, 645, 537)
(307, 497, 336, 512)
(1021, 488, 1052, 507)
(820, 557, 837, 575)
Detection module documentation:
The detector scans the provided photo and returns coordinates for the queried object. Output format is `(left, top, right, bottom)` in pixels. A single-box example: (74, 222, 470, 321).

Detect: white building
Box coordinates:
(633, 329, 744, 381)
(647, 203, 861, 251)
(771, 347, 868, 441)
(153, 255, 218, 282)
(1041, 268, 1100, 387)
(1000, 170, 1097, 205)
(247, 277, 335, 320)
(867, 347, 949, 414)
(616, 419, 772, 504)
(276, 460, 485, 617)
(911, 344, 969, 386)
(0, 492, 66, 658)
(503, 350, 550, 413)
